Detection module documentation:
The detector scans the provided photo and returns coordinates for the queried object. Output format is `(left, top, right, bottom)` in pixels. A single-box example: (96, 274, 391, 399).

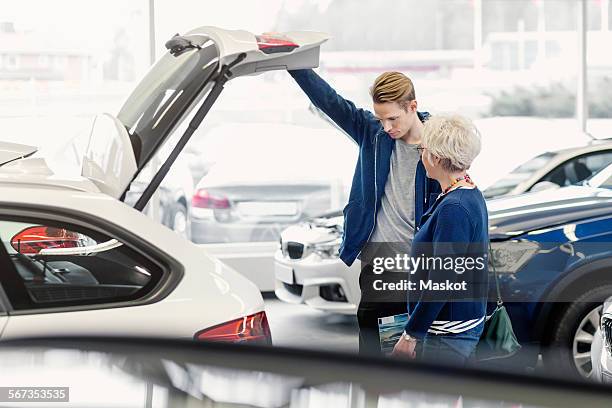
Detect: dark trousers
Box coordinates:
(357, 263, 408, 356)
(420, 336, 469, 366)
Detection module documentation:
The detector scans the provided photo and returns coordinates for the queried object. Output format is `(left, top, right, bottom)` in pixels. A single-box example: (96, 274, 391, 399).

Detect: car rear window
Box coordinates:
(0, 218, 165, 311)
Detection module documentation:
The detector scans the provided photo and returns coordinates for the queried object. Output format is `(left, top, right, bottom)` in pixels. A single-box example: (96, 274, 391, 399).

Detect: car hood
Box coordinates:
(280, 212, 343, 245)
(488, 186, 612, 239)
(0, 141, 37, 166)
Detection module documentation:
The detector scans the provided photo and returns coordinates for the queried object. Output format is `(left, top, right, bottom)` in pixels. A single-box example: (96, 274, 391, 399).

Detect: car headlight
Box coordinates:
(313, 238, 341, 259)
(489, 240, 540, 274)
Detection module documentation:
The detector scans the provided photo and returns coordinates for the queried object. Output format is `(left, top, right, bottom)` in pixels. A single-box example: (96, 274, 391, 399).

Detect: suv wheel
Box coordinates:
(543, 285, 611, 379)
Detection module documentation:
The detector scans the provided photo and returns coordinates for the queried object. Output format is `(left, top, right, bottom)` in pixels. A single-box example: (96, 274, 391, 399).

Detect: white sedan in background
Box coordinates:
(275, 210, 360, 314)
(0, 26, 330, 342)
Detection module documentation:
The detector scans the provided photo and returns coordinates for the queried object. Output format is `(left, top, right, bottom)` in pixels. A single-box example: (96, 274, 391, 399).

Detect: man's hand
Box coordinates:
(391, 335, 417, 359)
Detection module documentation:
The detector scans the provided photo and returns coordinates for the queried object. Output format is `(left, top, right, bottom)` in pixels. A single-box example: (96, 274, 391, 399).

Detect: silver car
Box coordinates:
(190, 123, 356, 244)
(484, 140, 612, 198)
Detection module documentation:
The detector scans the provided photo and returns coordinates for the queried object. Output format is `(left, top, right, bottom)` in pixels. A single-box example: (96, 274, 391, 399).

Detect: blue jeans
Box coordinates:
(419, 325, 483, 366)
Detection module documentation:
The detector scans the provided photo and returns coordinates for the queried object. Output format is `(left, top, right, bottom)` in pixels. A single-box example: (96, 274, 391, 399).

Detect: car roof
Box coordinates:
(0, 156, 101, 194)
(0, 181, 113, 208)
(551, 140, 612, 159)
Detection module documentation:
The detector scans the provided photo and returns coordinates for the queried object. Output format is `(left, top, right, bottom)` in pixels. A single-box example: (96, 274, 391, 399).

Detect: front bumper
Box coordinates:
(273, 249, 360, 314)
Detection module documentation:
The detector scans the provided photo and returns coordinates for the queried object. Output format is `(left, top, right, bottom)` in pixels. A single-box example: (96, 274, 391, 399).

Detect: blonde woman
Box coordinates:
(392, 115, 488, 365)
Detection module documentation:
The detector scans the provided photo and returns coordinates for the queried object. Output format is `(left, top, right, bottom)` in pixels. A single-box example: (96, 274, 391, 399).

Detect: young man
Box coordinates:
(288, 68, 441, 355)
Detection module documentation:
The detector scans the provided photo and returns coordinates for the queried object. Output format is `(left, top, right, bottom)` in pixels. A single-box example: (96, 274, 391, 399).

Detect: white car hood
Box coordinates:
(281, 215, 343, 245)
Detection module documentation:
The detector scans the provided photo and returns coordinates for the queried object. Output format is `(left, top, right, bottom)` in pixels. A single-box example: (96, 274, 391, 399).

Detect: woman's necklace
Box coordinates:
(442, 174, 475, 195)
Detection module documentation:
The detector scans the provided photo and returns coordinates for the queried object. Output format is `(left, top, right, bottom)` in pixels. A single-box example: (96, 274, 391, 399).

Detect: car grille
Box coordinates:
(285, 242, 304, 259)
(283, 282, 303, 297)
(603, 316, 612, 355)
(320, 284, 348, 303)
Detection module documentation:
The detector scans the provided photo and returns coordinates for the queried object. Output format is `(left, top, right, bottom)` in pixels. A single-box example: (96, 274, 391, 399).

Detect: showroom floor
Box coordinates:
(265, 296, 546, 375)
(264, 296, 358, 353)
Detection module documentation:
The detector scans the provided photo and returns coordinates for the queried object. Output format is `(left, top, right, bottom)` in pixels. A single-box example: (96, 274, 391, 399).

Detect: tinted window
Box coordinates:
(0, 218, 164, 311)
(541, 150, 612, 188)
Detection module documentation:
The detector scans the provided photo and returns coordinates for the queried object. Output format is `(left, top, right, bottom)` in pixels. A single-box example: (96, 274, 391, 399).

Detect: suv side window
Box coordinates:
(0, 218, 164, 311)
(539, 150, 612, 188)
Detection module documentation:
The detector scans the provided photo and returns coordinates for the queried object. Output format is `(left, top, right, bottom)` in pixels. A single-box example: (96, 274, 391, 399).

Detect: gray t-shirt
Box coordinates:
(368, 140, 420, 246)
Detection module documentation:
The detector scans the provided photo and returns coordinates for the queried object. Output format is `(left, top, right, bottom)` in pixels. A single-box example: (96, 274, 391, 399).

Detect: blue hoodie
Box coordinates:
(289, 69, 441, 266)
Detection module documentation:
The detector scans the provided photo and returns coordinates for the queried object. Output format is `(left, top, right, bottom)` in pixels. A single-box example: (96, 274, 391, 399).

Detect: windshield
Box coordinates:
(484, 151, 556, 198)
(117, 39, 220, 170)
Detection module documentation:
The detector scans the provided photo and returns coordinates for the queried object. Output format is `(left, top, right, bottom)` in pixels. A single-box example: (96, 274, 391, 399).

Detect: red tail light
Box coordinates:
(192, 189, 230, 209)
(195, 311, 272, 345)
(255, 34, 298, 54)
(11, 226, 82, 254)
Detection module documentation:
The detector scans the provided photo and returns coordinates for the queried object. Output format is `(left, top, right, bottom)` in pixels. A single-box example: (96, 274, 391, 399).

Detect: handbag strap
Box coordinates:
(488, 241, 503, 306)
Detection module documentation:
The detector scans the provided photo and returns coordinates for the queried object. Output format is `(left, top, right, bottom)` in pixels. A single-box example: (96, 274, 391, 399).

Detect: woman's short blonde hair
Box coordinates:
(422, 114, 481, 172)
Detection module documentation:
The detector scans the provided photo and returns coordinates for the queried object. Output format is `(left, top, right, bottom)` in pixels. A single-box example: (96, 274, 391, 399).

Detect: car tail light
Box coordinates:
(255, 34, 298, 54)
(192, 189, 230, 209)
(195, 311, 272, 345)
(11, 226, 82, 254)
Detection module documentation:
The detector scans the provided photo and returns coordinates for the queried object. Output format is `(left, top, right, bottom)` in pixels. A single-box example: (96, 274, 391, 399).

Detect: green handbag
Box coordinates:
(475, 244, 522, 361)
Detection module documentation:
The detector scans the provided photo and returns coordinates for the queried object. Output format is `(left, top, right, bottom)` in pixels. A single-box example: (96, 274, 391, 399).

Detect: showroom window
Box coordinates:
(0, 217, 165, 311)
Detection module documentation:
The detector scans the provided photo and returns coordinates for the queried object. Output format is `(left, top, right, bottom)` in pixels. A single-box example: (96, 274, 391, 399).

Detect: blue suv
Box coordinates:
(487, 163, 612, 378)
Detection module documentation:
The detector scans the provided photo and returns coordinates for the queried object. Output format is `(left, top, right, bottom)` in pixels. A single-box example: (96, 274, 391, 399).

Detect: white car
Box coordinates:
(0, 27, 330, 342)
(483, 139, 612, 199)
(274, 210, 360, 314)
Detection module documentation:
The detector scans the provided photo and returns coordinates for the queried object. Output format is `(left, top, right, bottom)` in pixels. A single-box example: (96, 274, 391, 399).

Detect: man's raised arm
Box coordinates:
(289, 69, 379, 145)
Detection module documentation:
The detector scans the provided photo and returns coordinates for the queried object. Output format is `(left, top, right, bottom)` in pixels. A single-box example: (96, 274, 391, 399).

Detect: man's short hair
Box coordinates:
(422, 114, 482, 173)
(370, 71, 416, 108)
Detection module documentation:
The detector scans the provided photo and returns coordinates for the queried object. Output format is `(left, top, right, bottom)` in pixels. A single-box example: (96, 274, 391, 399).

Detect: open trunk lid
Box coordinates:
(81, 27, 329, 202)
